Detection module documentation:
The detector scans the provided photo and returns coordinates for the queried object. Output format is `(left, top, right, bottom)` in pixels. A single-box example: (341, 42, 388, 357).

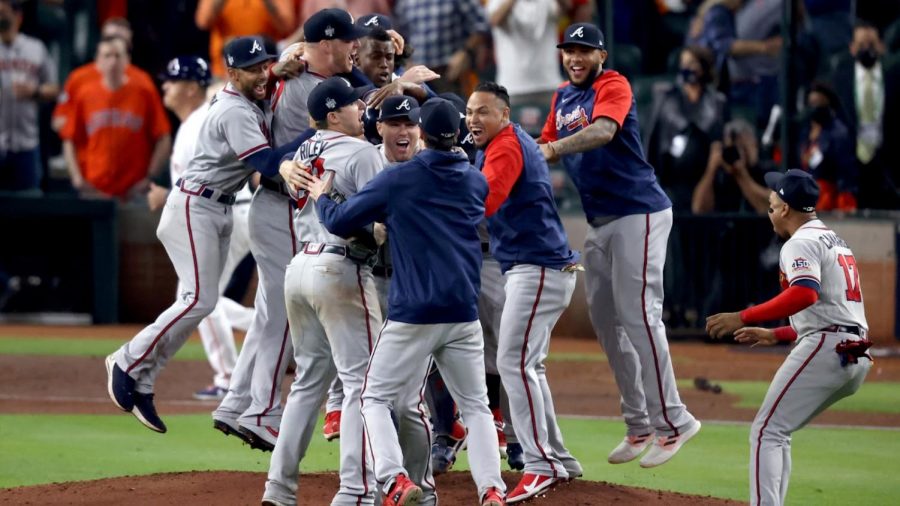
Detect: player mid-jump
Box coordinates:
(707, 169, 872, 506)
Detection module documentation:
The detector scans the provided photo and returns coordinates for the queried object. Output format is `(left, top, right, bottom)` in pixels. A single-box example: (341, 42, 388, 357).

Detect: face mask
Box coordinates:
(679, 68, 700, 85)
(856, 47, 878, 69)
(0, 17, 11, 32)
(810, 105, 833, 126)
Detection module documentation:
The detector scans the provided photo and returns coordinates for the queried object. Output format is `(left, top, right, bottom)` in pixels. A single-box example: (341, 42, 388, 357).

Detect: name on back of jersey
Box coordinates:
(818, 231, 848, 250)
(297, 138, 326, 164)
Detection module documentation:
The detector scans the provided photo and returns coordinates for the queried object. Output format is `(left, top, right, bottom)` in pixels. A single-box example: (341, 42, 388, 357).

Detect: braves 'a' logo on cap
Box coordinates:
(167, 59, 180, 74)
(324, 25, 335, 37)
(396, 99, 411, 111)
(462, 132, 474, 145)
(326, 97, 337, 109)
(227, 55, 234, 66)
(364, 16, 379, 26)
(570, 26, 585, 38)
(250, 40, 263, 54)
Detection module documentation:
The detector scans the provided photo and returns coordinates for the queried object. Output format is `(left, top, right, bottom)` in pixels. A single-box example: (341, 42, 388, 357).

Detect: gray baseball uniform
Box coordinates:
(750, 220, 870, 506)
(0, 32, 56, 153)
(215, 70, 328, 437)
(113, 83, 270, 395)
(264, 131, 384, 506)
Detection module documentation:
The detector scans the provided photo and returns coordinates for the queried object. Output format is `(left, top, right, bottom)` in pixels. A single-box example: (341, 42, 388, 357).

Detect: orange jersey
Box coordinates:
(195, 0, 295, 77)
(54, 63, 157, 131)
(60, 79, 171, 197)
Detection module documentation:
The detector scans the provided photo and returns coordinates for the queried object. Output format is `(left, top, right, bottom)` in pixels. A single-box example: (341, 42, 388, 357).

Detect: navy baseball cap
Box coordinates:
(356, 13, 393, 32)
(411, 98, 459, 141)
(160, 56, 211, 86)
(558, 23, 605, 49)
(224, 36, 272, 69)
(378, 96, 419, 121)
(764, 169, 820, 213)
(304, 8, 369, 43)
(308, 76, 369, 122)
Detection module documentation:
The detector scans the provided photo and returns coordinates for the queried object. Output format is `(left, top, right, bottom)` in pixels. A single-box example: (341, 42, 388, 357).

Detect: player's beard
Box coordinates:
(570, 62, 601, 88)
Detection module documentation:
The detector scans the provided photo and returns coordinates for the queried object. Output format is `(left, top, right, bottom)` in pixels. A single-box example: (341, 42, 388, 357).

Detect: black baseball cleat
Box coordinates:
(105, 354, 135, 412)
(213, 418, 251, 445)
(132, 392, 167, 433)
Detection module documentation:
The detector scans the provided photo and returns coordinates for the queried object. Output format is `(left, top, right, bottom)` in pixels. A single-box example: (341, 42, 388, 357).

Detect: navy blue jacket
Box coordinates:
(316, 149, 487, 324)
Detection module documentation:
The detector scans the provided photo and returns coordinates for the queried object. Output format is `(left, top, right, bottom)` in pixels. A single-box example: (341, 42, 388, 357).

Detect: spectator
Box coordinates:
(832, 20, 900, 209)
(194, 0, 294, 78)
(687, 0, 781, 108)
(0, 0, 58, 194)
(798, 82, 858, 211)
(728, 0, 782, 125)
(693, 118, 771, 214)
(298, 0, 391, 26)
(646, 46, 728, 212)
(51, 17, 157, 134)
(60, 36, 172, 201)
(393, 0, 490, 95)
(487, 0, 564, 107)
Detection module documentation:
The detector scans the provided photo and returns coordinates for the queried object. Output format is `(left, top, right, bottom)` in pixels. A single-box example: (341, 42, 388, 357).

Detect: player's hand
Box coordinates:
(705, 312, 745, 339)
(366, 81, 403, 109)
(763, 36, 783, 56)
(295, 169, 334, 201)
(12, 81, 38, 100)
(396, 65, 440, 85)
(147, 183, 169, 211)
(272, 53, 306, 80)
(540, 142, 560, 164)
(374, 223, 387, 246)
(445, 49, 470, 82)
(734, 327, 777, 347)
(387, 29, 405, 56)
(279, 160, 308, 190)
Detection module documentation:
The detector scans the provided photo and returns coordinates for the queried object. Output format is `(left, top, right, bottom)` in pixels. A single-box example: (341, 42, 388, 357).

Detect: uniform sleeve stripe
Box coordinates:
(789, 275, 820, 284)
(238, 143, 269, 160)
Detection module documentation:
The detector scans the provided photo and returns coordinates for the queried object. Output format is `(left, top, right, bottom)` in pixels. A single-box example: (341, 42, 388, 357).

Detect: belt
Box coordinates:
(259, 176, 292, 197)
(235, 199, 251, 205)
(372, 265, 393, 277)
(300, 241, 376, 266)
(821, 325, 863, 337)
(175, 178, 235, 205)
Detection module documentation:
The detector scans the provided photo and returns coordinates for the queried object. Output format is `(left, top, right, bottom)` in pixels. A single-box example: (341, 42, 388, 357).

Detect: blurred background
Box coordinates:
(1, 0, 898, 346)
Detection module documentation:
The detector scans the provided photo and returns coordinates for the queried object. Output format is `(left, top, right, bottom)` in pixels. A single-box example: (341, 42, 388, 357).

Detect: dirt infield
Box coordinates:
(2, 325, 898, 504)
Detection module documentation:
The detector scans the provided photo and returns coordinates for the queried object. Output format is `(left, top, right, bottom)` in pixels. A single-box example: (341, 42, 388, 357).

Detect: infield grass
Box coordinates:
(2, 415, 897, 505)
(0, 336, 210, 361)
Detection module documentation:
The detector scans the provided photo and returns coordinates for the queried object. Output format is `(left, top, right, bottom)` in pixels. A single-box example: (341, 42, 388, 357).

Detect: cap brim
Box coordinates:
(764, 171, 783, 191)
(556, 41, 604, 49)
(231, 53, 272, 69)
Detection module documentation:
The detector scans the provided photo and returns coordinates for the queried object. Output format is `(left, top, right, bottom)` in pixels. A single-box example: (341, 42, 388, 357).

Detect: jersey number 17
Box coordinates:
(837, 254, 862, 302)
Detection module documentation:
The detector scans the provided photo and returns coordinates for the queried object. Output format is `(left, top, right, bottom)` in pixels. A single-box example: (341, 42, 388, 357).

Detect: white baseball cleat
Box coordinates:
(607, 432, 654, 464)
(639, 420, 701, 468)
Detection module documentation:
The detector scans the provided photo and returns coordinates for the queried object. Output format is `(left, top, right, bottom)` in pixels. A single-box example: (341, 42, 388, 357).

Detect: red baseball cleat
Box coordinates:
(481, 486, 506, 506)
(323, 410, 341, 441)
(507, 473, 559, 504)
(383, 474, 422, 506)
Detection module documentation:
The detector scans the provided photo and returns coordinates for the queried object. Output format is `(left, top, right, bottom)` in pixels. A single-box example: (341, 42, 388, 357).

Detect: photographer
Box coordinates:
(692, 118, 771, 214)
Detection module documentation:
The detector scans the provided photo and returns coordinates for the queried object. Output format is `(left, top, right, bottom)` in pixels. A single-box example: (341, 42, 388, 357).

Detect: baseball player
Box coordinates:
(155, 55, 254, 401)
(295, 97, 505, 506)
(539, 22, 700, 467)
(105, 36, 309, 434)
(262, 76, 384, 506)
(213, 9, 367, 450)
(706, 170, 872, 506)
(468, 81, 582, 503)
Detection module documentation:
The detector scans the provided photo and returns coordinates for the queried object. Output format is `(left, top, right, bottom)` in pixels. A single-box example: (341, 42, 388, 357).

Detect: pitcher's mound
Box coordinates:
(0, 470, 743, 505)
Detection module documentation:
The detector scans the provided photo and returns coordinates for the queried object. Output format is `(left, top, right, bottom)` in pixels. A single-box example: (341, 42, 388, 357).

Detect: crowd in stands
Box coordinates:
(0, 0, 898, 214)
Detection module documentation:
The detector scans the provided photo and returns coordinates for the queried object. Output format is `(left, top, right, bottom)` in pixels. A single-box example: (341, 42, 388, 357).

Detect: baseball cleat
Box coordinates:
(431, 435, 458, 475)
(481, 486, 506, 506)
(261, 498, 290, 506)
(383, 473, 422, 506)
(213, 417, 251, 445)
(105, 354, 135, 412)
(492, 409, 507, 458)
(639, 420, 701, 468)
(193, 384, 227, 401)
(132, 392, 167, 433)
(506, 442, 525, 471)
(239, 423, 279, 452)
(323, 410, 341, 441)
(507, 473, 559, 504)
(608, 432, 654, 464)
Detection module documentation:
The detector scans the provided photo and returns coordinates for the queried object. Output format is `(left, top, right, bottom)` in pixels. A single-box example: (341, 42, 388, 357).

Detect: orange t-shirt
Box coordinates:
(195, 0, 295, 77)
(53, 63, 157, 131)
(60, 79, 171, 197)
